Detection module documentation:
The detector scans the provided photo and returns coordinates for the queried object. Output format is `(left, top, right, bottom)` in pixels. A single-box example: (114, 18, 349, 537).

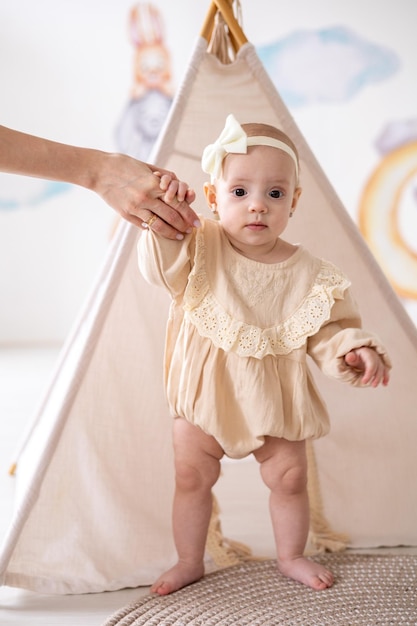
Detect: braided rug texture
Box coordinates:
(102, 554, 417, 626)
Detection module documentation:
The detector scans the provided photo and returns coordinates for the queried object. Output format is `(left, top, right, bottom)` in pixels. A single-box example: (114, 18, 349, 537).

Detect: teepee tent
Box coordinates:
(1, 0, 416, 594)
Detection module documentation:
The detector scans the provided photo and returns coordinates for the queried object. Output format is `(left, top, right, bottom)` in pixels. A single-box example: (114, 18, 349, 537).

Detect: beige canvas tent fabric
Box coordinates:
(1, 14, 416, 594)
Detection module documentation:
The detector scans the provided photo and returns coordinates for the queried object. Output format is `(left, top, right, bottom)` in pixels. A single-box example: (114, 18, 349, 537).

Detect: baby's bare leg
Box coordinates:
(254, 437, 334, 591)
(151, 418, 224, 596)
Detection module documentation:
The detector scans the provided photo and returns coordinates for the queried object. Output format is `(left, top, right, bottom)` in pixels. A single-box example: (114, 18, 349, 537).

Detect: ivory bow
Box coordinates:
(201, 114, 248, 182)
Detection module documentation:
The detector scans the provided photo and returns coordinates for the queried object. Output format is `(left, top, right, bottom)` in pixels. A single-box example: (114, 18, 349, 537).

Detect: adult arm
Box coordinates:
(0, 125, 198, 239)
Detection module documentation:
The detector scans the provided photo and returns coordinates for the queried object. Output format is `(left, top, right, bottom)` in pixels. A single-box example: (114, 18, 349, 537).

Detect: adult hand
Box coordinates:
(93, 153, 198, 240)
(0, 125, 199, 240)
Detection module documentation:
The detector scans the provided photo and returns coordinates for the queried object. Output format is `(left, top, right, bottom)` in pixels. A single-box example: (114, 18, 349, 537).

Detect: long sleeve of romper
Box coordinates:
(307, 288, 392, 386)
(137, 229, 194, 299)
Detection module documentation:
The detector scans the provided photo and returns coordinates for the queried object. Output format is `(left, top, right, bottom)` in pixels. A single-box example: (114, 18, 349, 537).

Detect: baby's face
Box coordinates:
(212, 145, 300, 255)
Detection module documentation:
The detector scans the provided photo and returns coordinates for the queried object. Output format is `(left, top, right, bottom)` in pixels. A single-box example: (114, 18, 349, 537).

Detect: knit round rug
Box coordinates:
(102, 553, 417, 626)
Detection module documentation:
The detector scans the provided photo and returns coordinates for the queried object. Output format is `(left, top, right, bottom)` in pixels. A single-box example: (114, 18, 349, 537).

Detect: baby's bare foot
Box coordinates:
(278, 556, 334, 590)
(151, 561, 204, 596)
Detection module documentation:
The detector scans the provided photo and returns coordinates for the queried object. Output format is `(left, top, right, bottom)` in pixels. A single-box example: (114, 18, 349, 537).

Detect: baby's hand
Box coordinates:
(344, 347, 390, 387)
(158, 172, 196, 205)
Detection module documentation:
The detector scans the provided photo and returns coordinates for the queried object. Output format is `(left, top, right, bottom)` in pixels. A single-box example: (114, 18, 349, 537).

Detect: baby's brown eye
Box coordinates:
(233, 188, 246, 197)
(270, 189, 283, 198)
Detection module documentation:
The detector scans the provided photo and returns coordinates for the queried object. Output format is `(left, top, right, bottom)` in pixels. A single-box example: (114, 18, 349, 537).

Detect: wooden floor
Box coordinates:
(0, 347, 415, 625)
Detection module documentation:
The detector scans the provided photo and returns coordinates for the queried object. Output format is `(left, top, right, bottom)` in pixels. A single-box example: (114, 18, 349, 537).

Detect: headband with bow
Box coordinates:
(201, 114, 299, 183)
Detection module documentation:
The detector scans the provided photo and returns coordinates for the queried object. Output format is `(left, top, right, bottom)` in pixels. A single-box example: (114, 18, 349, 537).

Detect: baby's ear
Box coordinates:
(291, 186, 302, 214)
(203, 182, 217, 211)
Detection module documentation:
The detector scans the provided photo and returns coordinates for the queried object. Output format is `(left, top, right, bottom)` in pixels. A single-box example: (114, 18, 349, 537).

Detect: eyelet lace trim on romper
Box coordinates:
(183, 230, 351, 359)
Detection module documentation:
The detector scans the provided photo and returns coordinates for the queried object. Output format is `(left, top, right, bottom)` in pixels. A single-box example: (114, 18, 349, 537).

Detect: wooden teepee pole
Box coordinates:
(200, 0, 248, 51)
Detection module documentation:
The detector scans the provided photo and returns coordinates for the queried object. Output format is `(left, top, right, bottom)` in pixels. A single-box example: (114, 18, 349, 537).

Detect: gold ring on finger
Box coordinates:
(143, 213, 158, 229)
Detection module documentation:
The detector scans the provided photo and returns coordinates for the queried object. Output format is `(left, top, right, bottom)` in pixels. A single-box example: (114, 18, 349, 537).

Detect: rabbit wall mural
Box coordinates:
(116, 3, 173, 160)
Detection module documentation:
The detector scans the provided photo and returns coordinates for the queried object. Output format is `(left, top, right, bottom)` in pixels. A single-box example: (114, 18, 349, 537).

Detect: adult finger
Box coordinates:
(149, 197, 200, 233)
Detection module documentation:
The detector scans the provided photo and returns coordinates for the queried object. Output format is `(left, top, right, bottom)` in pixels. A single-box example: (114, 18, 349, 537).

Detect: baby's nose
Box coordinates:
(249, 197, 267, 212)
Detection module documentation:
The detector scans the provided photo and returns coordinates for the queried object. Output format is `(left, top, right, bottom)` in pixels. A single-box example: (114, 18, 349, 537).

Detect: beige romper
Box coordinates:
(138, 216, 390, 459)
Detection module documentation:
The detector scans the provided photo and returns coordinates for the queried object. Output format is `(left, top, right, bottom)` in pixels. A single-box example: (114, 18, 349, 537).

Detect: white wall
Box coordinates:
(1, 0, 416, 344)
